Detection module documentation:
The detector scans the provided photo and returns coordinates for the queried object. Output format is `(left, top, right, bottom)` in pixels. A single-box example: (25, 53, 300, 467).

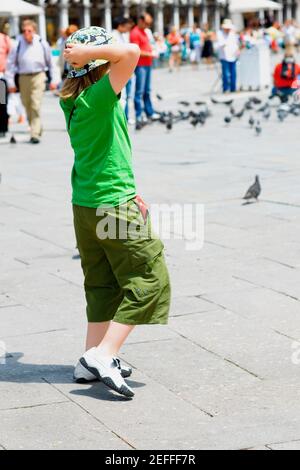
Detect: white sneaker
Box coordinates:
(73, 358, 132, 383)
(79, 348, 135, 398)
(73, 361, 97, 383)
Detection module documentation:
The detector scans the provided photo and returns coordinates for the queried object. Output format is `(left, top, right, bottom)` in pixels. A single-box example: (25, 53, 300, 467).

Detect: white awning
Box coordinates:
(0, 0, 42, 17)
(230, 0, 282, 13)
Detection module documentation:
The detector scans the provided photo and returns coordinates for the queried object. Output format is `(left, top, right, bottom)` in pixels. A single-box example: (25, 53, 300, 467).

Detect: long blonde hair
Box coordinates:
(60, 63, 110, 101)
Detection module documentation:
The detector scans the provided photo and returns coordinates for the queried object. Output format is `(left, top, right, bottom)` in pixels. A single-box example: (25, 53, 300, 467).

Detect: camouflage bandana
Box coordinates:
(66, 26, 113, 79)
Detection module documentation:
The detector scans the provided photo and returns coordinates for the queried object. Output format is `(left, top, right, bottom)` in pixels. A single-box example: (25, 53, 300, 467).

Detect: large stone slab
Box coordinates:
(0, 402, 131, 450)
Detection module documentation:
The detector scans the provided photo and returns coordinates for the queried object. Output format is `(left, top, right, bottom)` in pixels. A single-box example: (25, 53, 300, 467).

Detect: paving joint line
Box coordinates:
(232, 275, 300, 302)
(49, 272, 81, 288)
(125, 337, 174, 347)
(196, 296, 250, 320)
(121, 358, 215, 419)
(20, 229, 73, 253)
(0, 401, 68, 412)
(197, 296, 300, 342)
(262, 257, 296, 270)
(168, 327, 262, 380)
(0, 328, 68, 340)
(41, 378, 136, 450)
(170, 309, 219, 318)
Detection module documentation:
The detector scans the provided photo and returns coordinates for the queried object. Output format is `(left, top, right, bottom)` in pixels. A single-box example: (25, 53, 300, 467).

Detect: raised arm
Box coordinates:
(64, 43, 140, 95)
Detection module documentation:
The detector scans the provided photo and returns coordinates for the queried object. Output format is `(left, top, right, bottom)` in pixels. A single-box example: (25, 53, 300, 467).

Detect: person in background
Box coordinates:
(0, 21, 11, 137)
(167, 26, 182, 72)
(6, 19, 56, 144)
(201, 23, 215, 66)
(273, 44, 300, 98)
(186, 24, 202, 70)
(130, 14, 156, 130)
(283, 19, 297, 46)
(217, 19, 240, 94)
(267, 21, 284, 53)
(112, 17, 133, 120)
(58, 24, 78, 80)
(153, 32, 168, 68)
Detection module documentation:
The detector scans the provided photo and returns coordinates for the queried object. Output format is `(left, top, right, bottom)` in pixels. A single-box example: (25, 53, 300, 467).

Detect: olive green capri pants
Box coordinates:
(73, 198, 171, 325)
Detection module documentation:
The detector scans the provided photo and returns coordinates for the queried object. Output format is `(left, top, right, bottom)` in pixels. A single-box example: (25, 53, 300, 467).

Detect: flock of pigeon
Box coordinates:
(149, 92, 300, 202)
(219, 94, 300, 137)
(153, 92, 300, 137)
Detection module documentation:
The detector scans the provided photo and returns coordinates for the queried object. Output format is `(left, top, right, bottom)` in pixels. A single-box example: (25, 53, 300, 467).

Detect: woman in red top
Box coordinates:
(167, 26, 182, 72)
(273, 45, 300, 97)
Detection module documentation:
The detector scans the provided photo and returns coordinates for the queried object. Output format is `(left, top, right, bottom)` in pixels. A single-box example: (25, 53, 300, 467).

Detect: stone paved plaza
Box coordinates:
(1, 65, 300, 450)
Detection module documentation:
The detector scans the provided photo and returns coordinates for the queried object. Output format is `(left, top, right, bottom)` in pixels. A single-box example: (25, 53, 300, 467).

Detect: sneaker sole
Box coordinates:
(73, 376, 99, 384)
(79, 358, 134, 398)
(73, 369, 132, 384)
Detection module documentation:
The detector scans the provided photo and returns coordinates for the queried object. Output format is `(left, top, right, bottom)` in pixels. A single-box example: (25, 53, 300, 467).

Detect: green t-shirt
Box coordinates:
(60, 74, 137, 208)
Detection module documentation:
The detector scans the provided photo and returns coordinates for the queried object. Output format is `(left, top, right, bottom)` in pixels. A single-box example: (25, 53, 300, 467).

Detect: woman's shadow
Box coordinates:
(0, 352, 145, 402)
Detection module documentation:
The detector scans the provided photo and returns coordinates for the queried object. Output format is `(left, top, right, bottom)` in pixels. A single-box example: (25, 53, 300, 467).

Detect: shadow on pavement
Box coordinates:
(0, 352, 145, 401)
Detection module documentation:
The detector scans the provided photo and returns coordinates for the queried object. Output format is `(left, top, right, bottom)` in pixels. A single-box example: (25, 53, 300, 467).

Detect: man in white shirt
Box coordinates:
(6, 19, 55, 143)
(217, 19, 240, 93)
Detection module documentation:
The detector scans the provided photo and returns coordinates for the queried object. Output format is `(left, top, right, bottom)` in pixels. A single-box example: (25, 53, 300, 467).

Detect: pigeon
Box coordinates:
(277, 109, 288, 122)
(249, 116, 255, 128)
(234, 108, 245, 119)
(178, 111, 190, 121)
(211, 97, 234, 106)
(10, 135, 17, 144)
(263, 107, 271, 120)
(258, 103, 269, 113)
(159, 112, 168, 124)
(290, 104, 300, 116)
(166, 116, 173, 131)
(190, 116, 199, 127)
(198, 112, 207, 126)
(250, 97, 262, 105)
(292, 107, 300, 116)
(179, 101, 190, 107)
(245, 100, 254, 111)
(166, 112, 173, 131)
(255, 121, 262, 136)
(244, 175, 261, 201)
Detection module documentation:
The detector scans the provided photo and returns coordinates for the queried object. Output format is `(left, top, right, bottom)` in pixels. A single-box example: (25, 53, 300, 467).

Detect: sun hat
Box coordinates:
(66, 26, 113, 79)
(221, 19, 235, 30)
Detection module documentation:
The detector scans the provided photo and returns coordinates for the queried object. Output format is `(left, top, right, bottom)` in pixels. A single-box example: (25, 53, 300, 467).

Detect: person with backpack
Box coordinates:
(60, 27, 171, 398)
(0, 23, 11, 137)
(273, 45, 300, 98)
(6, 20, 56, 144)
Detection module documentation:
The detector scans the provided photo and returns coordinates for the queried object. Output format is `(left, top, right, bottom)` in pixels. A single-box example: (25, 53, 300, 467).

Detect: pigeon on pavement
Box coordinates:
(243, 175, 261, 201)
(255, 121, 262, 136)
(249, 116, 255, 128)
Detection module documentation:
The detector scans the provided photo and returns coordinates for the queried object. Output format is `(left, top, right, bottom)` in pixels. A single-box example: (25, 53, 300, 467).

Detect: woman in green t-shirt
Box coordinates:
(60, 27, 171, 399)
